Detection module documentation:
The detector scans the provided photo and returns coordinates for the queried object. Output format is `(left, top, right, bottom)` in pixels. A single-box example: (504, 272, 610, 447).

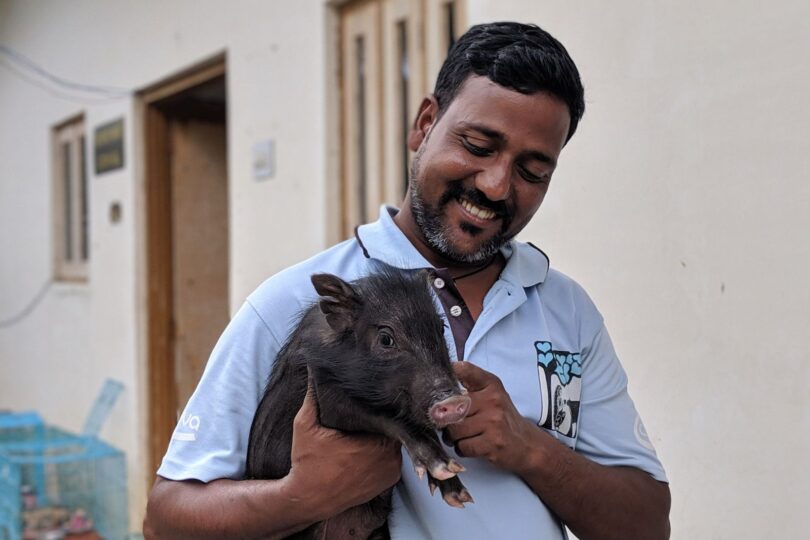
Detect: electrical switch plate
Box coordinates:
(253, 139, 275, 180)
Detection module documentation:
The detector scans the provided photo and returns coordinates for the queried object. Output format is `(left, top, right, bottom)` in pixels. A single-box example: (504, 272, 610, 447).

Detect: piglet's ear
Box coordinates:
(311, 273, 361, 334)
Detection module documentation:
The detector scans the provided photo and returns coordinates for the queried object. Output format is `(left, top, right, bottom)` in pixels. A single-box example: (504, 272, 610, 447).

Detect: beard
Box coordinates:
(408, 149, 515, 265)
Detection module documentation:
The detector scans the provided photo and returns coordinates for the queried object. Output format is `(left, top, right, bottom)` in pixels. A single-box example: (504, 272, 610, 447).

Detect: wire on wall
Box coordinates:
(0, 280, 52, 329)
(0, 44, 131, 104)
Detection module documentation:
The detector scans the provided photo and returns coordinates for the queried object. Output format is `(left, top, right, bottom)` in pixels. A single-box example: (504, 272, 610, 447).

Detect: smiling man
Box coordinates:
(145, 22, 670, 540)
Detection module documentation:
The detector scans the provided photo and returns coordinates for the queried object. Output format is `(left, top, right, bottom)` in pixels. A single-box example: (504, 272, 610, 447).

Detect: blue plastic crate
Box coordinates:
(0, 412, 45, 446)
(0, 433, 128, 540)
(0, 414, 77, 512)
(0, 381, 129, 540)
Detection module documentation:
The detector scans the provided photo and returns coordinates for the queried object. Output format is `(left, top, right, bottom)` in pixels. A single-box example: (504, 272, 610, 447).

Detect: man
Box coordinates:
(144, 22, 670, 539)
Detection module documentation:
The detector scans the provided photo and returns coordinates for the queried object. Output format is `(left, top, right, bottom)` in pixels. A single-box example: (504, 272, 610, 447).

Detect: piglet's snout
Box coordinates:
(429, 395, 471, 427)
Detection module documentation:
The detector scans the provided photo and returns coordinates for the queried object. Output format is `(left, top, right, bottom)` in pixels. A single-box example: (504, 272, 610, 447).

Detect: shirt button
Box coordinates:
(449, 305, 463, 317)
(433, 277, 446, 289)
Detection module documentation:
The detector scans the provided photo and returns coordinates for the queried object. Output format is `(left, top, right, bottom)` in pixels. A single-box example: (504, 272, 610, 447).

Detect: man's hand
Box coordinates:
(443, 361, 536, 474)
(443, 361, 670, 540)
(282, 379, 403, 521)
(144, 381, 401, 540)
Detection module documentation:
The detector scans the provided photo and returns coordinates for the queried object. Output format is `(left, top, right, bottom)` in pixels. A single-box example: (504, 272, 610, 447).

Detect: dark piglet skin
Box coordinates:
(246, 268, 472, 539)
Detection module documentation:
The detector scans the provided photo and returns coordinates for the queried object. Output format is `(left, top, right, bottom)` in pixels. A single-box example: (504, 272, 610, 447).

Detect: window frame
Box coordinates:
(52, 115, 89, 282)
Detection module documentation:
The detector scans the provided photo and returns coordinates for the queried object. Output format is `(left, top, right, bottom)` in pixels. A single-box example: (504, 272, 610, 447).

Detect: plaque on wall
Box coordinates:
(94, 118, 125, 174)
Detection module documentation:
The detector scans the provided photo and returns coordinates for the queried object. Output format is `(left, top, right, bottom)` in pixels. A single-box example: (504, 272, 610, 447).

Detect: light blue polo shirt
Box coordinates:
(159, 206, 667, 539)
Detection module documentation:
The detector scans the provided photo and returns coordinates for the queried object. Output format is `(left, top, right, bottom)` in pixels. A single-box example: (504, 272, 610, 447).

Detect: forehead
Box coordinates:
(440, 76, 570, 152)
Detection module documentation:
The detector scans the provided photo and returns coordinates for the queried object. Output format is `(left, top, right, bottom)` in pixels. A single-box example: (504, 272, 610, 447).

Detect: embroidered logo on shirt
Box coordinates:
(535, 341, 582, 438)
(172, 412, 201, 442)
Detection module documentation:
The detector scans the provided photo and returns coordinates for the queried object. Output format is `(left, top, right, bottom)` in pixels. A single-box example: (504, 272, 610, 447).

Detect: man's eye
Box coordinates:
(518, 165, 550, 184)
(462, 138, 492, 157)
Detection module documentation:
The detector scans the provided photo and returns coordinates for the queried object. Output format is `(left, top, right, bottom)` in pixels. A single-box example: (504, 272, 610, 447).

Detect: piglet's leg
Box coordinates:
(331, 406, 465, 483)
(392, 428, 465, 482)
(313, 396, 471, 505)
(396, 432, 473, 508)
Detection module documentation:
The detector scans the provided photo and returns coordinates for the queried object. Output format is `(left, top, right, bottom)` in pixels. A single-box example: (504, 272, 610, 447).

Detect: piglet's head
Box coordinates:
(309, 270, 469, 429)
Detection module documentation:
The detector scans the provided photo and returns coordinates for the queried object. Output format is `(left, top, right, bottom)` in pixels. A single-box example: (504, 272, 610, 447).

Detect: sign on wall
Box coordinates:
(94, 118, 125, 174)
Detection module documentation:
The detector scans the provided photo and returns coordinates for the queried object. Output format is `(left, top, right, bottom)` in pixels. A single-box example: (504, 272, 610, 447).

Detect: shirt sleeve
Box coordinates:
(157, 300, 282, 482)
(575, 323, 668, 482)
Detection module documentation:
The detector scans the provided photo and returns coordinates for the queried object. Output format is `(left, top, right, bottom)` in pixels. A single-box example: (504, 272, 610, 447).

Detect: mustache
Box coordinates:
(439, 182, 511, 220)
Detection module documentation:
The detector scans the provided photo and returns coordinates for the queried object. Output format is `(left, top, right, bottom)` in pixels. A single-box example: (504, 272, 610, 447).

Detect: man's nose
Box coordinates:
(474, 159, 512, 201)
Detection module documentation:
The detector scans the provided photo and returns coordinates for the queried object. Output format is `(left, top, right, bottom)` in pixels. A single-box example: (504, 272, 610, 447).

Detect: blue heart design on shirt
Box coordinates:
(536, 341, 552, 353)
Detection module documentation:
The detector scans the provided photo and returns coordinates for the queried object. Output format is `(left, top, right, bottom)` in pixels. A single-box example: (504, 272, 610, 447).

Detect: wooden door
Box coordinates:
(170, 119, 229, 408)
(341, 0, 384, 236)
(141, 60, 229, 483)
(338, 0, 465, 237)
(381, 0, 426, 202)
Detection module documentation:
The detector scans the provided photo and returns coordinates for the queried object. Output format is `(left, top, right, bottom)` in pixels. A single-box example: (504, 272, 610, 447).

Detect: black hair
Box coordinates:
(434, 22, 585, 141)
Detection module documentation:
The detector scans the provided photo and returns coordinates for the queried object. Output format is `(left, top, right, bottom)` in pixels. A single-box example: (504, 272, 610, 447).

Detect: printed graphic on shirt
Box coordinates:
(172, 412, 201, 442)
(535, 341, 582, 438)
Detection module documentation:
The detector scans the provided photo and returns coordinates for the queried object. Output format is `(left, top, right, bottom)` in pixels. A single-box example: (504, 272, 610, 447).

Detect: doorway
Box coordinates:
(140, 57, 229, 479)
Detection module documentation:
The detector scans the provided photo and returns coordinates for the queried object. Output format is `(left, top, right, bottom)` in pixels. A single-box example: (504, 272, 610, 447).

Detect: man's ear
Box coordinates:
(408, 95, 439, 152)
(311, 274, 361, 334)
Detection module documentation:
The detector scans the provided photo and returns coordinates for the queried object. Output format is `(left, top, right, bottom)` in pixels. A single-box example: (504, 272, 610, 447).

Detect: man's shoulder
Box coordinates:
(542, 266, 588, 298)
(545, 266, 600, 308)
(246, 237, 367, 326)
(518, 248, 603, 332)
(508, 240, 588, 300)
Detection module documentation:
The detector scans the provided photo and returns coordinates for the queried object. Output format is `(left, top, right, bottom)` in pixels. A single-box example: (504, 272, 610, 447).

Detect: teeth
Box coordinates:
(460, 199, 496, 220)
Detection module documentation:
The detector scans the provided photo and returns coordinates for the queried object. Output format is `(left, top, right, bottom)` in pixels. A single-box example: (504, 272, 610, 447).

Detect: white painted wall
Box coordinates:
(470, 1, 810, 538)
(0, 0, 329, 531)
(1, 0, 808, 537)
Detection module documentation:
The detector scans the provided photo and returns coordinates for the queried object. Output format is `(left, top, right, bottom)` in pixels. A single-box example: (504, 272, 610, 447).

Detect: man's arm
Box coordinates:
(144, 476, 315, 540)
(445, 361, 670, 540)
(144, 383, 402, 539)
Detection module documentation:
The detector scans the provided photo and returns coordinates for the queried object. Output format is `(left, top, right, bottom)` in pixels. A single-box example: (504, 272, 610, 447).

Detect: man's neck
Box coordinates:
(392, 203, 507, 321)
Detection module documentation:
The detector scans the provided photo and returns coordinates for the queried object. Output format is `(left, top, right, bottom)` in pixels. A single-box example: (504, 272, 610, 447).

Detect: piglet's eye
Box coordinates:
(378, 330, 396, 349)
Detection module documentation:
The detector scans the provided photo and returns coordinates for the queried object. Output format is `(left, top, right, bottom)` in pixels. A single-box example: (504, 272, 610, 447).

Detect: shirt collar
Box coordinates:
(356, 205, 549, 288)
(499, 241, 550, 288)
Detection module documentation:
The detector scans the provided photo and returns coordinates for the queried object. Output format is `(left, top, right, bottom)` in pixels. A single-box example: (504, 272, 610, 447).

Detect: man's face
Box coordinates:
(405, 76, 571, 264)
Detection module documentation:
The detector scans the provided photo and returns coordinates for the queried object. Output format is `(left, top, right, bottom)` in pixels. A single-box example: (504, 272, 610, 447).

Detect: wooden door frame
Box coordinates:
(339, 0, 385, 238)
(138, 54, 226, 485)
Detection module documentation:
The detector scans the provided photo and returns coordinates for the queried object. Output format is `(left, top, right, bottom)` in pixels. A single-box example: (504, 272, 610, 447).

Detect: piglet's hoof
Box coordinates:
(426, 472, 473, 508)
(437, 475, 474, 509)
(429, 459, 464, 480)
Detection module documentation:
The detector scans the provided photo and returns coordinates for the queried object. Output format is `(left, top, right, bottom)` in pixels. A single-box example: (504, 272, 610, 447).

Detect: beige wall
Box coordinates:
(1, 0, 808, 537)
(472, 1, 810, 538)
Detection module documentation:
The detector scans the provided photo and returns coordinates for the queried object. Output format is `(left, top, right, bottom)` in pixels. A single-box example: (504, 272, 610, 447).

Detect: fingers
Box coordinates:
(441, 428, 453, 447)
(293, 368, 319, 428)
(454, 436, 485, 459)
(444, 419, 484, 444)
(443, 418, 484, 458)
(442, 432, 478, 459)
(453, 361, 499, 392)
